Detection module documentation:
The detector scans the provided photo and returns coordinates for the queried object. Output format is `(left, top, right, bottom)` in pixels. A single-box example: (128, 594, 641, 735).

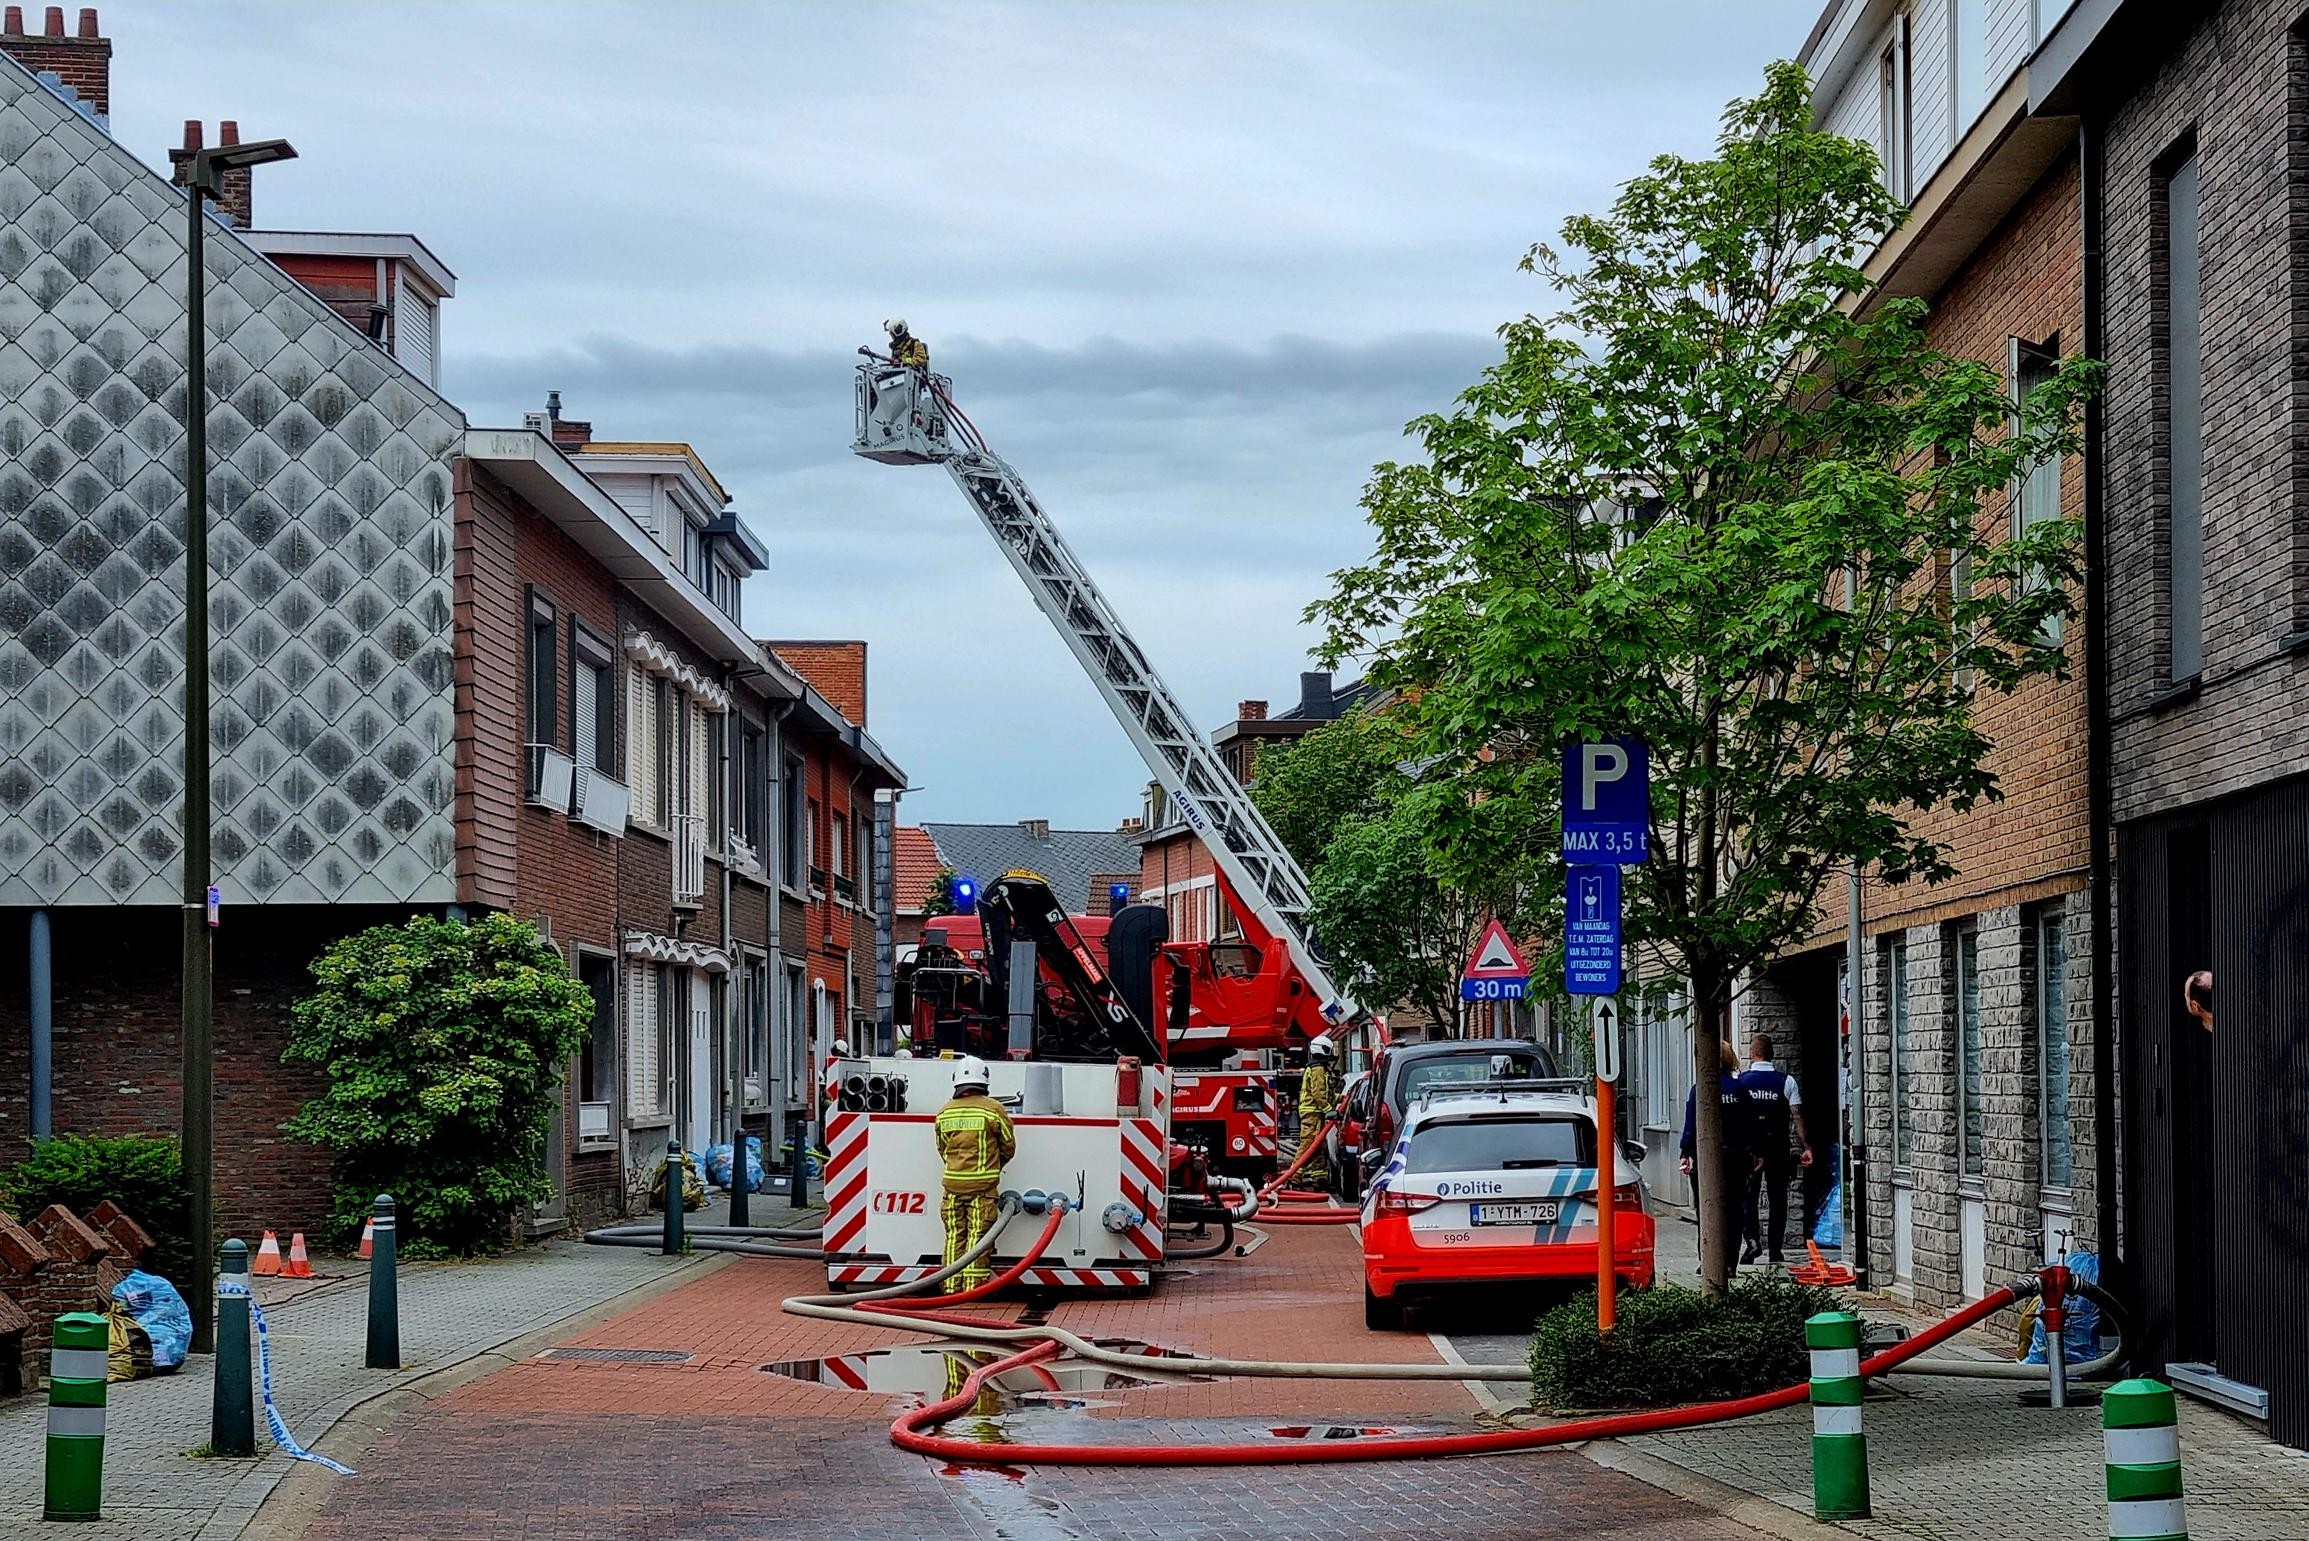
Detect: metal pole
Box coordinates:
(181, 179, 215, 1358)
(210, 1238, 253, 1455)
(27, 908, 51, 1140)
(1596, 1070, 1618, 1334)
(364, 1194, 399, 1370)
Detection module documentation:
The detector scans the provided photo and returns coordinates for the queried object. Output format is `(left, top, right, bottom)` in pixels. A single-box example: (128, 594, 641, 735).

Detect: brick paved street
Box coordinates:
(0, 1240, 710, 1541)
(292, 1223, 1771, 1541)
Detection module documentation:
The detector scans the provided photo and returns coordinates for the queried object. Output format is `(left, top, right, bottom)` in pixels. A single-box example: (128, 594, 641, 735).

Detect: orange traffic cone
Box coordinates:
(283, 1232, 314, 1279)
(252, 1230, 283, 1276)
(357, 1217, 375, 1260)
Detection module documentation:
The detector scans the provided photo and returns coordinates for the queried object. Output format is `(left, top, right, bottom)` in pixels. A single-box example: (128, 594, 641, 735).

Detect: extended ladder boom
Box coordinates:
(854, 360, 1352, 1025)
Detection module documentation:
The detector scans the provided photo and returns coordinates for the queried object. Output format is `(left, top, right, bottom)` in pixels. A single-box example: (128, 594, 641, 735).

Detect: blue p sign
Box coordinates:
(1562, 738, 1649, 863)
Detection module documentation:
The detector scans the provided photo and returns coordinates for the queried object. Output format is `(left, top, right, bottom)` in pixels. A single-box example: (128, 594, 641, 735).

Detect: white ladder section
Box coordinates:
(853, 361, 1350, 1023)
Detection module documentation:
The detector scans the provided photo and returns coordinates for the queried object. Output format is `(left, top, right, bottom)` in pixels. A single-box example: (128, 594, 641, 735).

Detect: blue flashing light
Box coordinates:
(953, 876, 977, 910)
(1109, 882, 1131, 907)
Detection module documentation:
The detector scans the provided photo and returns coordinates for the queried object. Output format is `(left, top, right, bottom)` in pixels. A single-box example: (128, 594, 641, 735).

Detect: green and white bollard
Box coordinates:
(43, 1311, 107, 1521)
(1806, 1309, 1871, 1520)
(2104, 1378, 2188, 1541)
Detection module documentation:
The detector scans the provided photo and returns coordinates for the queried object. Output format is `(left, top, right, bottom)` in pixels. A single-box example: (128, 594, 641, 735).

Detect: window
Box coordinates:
(737, 727, 765, 856)
(807, 797, 824, 889)
(832, 812, 848, 879)
(625, 961, 664, 1120)
(858, 812, 874, 906)
(578, 953, 616, 1107)
(1952, 0, 1989, 131)
(1954, 926, 1983, 1180)
(1404, 1116, 1593, 1173)
(706, 712, 726, 848)
(524, 589, 557, 748)
(1878, 36, 1909, 200)
(2165, 148, 2205, 681)
(1885, 937, 1912, 1172)
(744, 957, 769, 1104)
(658, 967, 683, 1119)
(781, 753, 807, 890)
(2011, 336, 2065, 643)
(627, 667, 660, 826)
(2037, 909, 2072, 1190)
(784, 964, 807, 1106)
(571, 628, 615, 774)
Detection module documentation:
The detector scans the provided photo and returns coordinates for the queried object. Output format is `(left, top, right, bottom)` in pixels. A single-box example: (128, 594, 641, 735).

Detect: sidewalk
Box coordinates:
(0, 1226, 722, 1540)
(1604, 1213, 2309, 1541)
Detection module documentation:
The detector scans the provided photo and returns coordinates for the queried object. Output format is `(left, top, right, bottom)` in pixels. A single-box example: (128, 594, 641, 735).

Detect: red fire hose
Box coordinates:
(891, 1283, 2024, 1467)
(1245, 1117, 1359, 1224)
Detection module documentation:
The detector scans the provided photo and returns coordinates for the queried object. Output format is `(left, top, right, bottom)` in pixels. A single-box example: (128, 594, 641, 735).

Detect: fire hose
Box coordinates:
(1247, 1117, 1359, 1225)
(583, 1221, 824, 1259)
(780, 1198, 2130, 1467)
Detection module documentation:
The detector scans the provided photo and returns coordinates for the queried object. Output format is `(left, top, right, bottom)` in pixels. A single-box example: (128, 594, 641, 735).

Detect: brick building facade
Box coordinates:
(0, 26, 906, 1244)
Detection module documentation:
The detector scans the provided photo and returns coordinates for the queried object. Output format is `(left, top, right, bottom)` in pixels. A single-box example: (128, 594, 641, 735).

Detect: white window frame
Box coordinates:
(1953, 925, 1983, 1182)
(1885, 936, 1912, 1175)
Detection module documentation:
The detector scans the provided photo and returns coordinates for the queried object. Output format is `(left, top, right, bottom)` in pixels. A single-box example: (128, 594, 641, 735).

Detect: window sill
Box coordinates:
(2142, 676, 2200, 714)
(624, 1114, 673, 1132)
(2281, 630, 2309, 657)
(629, 822, 672, 845)
(780, 884, 809, 903)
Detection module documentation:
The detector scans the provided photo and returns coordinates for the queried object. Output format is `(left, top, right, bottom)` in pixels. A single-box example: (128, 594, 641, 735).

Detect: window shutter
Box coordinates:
(691, 707, 710, 825)
(627, 667, 654, 823)
(626, 962, 658, 1115)
(575, 660, 598, 769)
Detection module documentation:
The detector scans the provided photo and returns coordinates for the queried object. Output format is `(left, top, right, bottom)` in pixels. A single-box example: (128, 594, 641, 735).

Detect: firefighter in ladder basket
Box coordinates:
(934, 1056, 1015, 1293)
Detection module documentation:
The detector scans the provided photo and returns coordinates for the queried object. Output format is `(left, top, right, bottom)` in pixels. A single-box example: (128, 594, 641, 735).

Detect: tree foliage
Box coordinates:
(4, 1133, 193, 1294)
(1311, 63, 2100, 1287)
(285, 913, 593, 1256)
(922, 866, 961, 920)
(1254, 710, 1520, 1031)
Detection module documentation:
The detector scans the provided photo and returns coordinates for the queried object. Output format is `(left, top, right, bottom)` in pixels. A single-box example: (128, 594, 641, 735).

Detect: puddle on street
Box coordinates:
(760, 1338, 1206, 1409)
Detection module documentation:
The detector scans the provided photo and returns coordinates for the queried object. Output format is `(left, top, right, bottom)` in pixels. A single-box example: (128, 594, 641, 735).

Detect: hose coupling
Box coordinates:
(1101, 1202, 1145, 1234)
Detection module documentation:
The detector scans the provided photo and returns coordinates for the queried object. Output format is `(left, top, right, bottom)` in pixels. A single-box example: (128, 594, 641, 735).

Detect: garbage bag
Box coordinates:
(2024, 1250, 2102, 1363)
(110, 1268, 191, 1372)
(702, 1137, 766, 1191)
(103, 1300, 151, 1382)
(1811, 1161, 1844, 1249)
(651, 1152, 708, 1212)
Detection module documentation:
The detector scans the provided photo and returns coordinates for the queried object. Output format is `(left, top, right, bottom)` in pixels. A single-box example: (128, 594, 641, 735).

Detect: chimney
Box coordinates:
(546, 394, 592, 449)
(1299, 671, 1335, 719)
(1237, 699, 1268, 722)
(0, 5, 110, 120)
(1019, 818, 1050, 842)
(167, 119, 257, 229)
(1118, 816, 1143, 835)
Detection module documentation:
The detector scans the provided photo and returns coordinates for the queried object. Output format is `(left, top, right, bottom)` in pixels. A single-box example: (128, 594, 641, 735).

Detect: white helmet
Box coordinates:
(884, 317, 909, 338)
(955, 1055, 991, 1091)
(1307, 1035, 1336, 1059)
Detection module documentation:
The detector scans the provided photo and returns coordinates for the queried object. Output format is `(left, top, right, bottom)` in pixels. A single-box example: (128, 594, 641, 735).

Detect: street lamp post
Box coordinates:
(179, 136, 295, 1357)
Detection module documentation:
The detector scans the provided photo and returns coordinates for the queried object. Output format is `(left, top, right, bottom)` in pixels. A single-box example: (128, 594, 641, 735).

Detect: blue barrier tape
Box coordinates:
(217, 1280, 356, 1475)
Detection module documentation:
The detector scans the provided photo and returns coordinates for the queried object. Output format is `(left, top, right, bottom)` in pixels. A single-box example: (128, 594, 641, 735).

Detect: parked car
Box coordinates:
(1364, 1038, 1563, 1171)
(1359, 1080, 1654, 1330)
(1327, 1070, 1375, 1200)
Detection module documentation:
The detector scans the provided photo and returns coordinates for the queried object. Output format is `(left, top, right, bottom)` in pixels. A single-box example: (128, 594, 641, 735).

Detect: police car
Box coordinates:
(1358, 1074, 1656, 1330)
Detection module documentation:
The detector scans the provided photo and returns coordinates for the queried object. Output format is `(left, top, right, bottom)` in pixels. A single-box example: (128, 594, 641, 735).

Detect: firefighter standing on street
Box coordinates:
(1297, 1036, 1340, 1189)
(934, 1056, 1014, 1293)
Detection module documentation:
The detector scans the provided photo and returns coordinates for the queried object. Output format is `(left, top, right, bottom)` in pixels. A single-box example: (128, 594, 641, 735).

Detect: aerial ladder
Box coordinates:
(852, 351, 1356, 1038)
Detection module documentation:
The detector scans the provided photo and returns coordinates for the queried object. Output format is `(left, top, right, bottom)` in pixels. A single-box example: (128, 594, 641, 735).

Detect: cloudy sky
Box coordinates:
(107, 0, 1817, 827)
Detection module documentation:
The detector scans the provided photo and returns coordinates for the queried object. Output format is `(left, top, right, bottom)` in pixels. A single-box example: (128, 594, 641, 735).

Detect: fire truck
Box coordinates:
(825, 349, 1354, 1290)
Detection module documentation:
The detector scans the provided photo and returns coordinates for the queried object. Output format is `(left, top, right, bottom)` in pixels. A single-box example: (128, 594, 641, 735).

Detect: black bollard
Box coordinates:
(211, 1239, 255, 1455)
(729, 1126, 752, 1228)
(662, 1140, 685, 1255)
(364, 1193, 399, 1370)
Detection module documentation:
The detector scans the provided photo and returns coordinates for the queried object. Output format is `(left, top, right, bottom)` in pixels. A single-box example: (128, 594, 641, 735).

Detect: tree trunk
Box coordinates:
(1692, 720, 1729, 1296)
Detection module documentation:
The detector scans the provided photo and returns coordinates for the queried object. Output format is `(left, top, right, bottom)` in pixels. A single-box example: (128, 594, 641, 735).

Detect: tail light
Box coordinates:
(1614, 1181, 1645, 1213)
(1374, 1189, 1438, 1217)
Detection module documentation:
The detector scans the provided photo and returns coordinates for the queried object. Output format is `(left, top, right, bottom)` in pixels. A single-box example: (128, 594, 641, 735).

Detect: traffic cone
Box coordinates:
(283, 1232, 314, 1279)
(357, 1217, 375, 1260)
(251, 1231, 283, 1276)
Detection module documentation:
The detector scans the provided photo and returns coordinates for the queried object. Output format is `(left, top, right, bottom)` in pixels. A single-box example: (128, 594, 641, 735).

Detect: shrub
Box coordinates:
(284, 913, 593, 1257)
(1529, 1272, 1850, 1409)
(3, 1133, 194, 1294)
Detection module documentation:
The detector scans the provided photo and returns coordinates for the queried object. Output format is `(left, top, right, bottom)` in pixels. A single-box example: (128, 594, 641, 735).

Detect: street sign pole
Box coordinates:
(1592, 994, 1621, 1335)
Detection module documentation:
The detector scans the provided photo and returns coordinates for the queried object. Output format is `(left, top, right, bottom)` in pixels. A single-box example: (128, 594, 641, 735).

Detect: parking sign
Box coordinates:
(1562, 737, 1649, 863)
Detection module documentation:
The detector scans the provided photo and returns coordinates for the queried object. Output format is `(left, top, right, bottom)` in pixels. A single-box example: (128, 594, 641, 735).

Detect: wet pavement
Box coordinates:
(288, 1224, 1769, 1540)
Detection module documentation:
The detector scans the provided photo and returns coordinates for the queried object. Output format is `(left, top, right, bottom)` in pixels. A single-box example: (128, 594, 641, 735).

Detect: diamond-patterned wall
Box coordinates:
(0, 60, 466, 907)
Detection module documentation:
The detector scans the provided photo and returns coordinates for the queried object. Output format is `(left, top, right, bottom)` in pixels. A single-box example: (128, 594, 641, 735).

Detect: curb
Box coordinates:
(212, 1249, 733, 1541)
(1579, 1438, 1860, 1541)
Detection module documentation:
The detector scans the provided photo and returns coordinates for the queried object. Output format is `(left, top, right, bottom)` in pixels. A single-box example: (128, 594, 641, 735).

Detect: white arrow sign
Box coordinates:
(1590, 995, 1622, 1084)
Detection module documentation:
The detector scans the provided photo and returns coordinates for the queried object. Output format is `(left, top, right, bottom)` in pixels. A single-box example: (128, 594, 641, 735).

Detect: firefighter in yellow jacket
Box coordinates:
(934, 1056, 1015, 1293)
(1296, 1036, 1340, 1188)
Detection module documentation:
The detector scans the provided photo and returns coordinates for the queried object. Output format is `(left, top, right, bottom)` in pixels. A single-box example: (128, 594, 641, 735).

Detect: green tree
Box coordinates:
(1255, 710, 1528, 1032)
(1311, 63, 2100, 1291)
(284, 913, 593, 1256)
(922, 866, 961, 919)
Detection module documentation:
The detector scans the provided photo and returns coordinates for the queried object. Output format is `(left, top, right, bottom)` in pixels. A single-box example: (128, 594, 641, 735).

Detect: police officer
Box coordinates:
(1297, 1036, 1340, 1188)
(933, 1057, 1014, 1293)
(1737, 1033, 1812, 1265)
(1679, 1038, 1758, 1279)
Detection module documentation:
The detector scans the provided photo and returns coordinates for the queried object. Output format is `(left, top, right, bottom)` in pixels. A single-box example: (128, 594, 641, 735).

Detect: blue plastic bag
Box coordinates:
(111, 1269, 191, 1372)
(1810, 1149, 1844, 1248)
(2024, 1250, 2102, 1363)
(703, 1136, 765, 1191)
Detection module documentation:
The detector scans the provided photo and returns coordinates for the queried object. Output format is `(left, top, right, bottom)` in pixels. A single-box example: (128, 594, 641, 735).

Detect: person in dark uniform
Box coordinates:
(1679, 1038, 1758, 1279)
(1737, 1032, 1813, 1265)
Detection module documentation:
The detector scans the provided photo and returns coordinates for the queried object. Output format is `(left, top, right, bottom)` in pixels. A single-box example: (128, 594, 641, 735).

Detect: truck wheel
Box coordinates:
(1363, 1286, 1403, 1331)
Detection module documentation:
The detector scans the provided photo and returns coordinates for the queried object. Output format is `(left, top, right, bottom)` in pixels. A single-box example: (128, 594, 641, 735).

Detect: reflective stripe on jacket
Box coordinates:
(1298, 1063, 1337, 1122)
(934, 1093, 1016, 1194)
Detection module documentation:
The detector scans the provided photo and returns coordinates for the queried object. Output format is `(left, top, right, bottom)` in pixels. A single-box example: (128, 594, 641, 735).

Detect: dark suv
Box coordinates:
(1358, 1038, 1564, 1188)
